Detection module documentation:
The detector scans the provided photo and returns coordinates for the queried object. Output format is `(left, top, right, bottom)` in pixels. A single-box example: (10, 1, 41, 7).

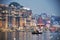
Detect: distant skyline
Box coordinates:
(0, 0, 60, 16)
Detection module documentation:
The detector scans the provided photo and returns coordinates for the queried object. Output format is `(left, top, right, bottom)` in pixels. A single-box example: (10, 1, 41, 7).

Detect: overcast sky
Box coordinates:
(0, 0, 60, 16)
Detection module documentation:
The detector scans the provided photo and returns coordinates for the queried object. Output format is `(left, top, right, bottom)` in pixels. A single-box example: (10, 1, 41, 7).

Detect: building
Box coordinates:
(0, 2, 32, 40)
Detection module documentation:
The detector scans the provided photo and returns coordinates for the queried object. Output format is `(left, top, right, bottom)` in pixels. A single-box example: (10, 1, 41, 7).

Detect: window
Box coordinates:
(8, 16, 13, 28)
(16, 17, 20, 27)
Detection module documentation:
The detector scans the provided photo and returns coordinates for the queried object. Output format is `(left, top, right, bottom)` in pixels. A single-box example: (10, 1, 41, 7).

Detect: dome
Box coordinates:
(9, 2, 23, 8)
(41, 13, 47, 19)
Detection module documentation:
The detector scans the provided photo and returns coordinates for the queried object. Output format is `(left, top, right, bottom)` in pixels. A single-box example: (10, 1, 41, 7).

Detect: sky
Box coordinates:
(0, 0, 60, 16)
